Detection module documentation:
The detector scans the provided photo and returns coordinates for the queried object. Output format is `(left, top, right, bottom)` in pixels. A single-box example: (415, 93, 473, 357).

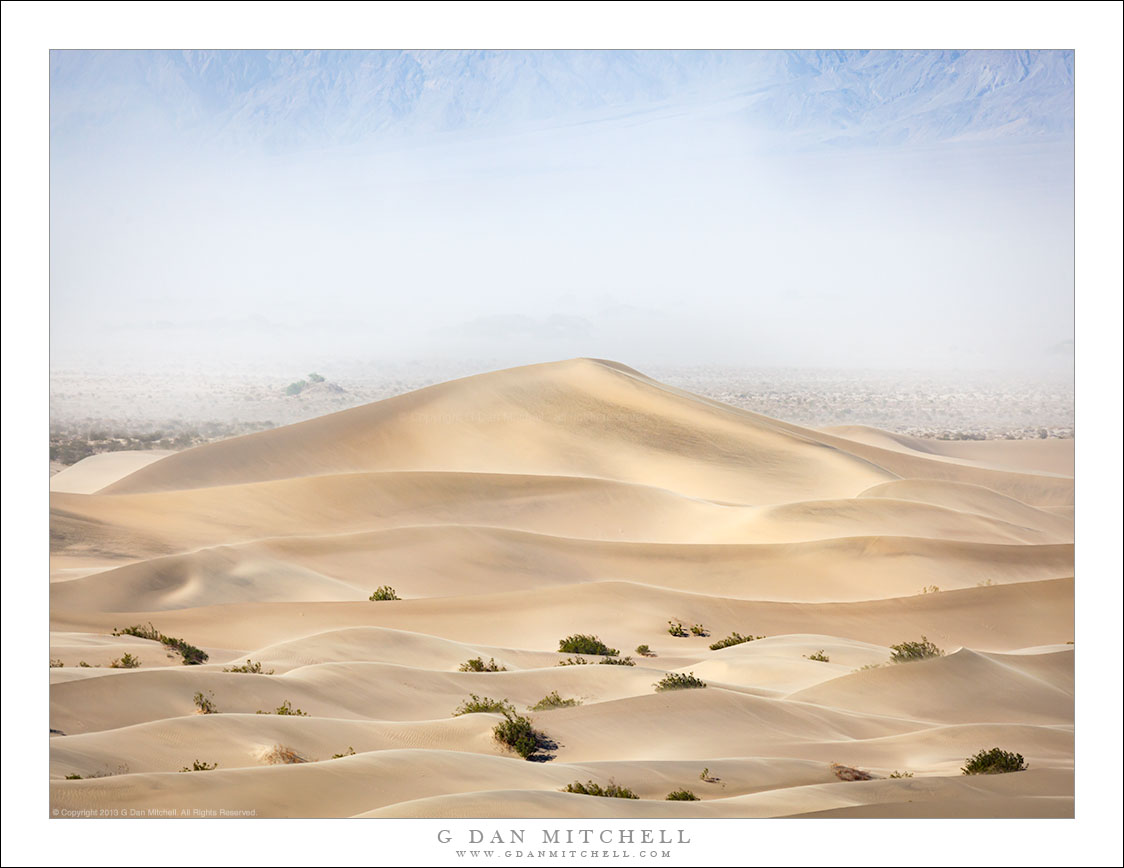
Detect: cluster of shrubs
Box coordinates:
(113, 623, 208, 665)
(369, 586, 400, 601)
(493, 711, 549, 760)
(962, 747, 1027, 775)
(223, 659, 273, 674)
(804, 650, 830, 663)
(708, 632, 765, 650)
(179, 760, 217, 772)
(558, 634, 618, 656)
(654, 672, 707, 691)
(453, 694, 516, 716)
(257, 700, 308, 716)
(562, 780, 638, 799)
(460, 657, 507, 672)
(889, 636, 944, 663)
(530, 691, 581, 711)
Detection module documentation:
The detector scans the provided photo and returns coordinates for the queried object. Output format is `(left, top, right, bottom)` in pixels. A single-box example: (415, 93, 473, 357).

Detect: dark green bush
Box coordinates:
(635, 644, 655, 657)
(332, 746, 356, 759)
(308, 372, 325, 383)
(530, 691, 581, 711)
(962, 747, 1027, 775)
(665, 789, 700, 801)
(110, 652, 141, 669)
(654, 672, 707, 691)
(889, 636, 944, 663)
(113, 623, 208, 665)
(284, 380, 308, 396)
(369, 585, 400, 601)
(493, 711, 546, 760)
(689, 624, 709, 637)
(805, 650, 830, 663)
(459, 657, 507, 672)
(889, 770, 914, 778)
(65, 773, 82, 780)
(562, 780, 639, 799)
(454, 694, 516, 716)
(667, 620, 688, 637)
(708, 632, 764, 650)
(193, 690, 217, 714)
(557, 634, 618, 656)
(599, 656, 635, 666)
(50, 659, 64, 668)
(223, 658, 274, 674)
(556, 656, 590, 666)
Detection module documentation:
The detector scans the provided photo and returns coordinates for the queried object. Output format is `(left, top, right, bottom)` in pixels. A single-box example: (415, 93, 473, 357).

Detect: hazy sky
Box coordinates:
(49, 50, 1074, 372)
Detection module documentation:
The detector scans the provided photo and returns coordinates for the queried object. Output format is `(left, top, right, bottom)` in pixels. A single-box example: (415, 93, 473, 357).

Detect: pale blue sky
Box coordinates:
(49, 50, 1074, 371)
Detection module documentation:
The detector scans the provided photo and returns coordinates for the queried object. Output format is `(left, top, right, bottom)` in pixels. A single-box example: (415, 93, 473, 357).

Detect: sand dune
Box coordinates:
(49, 360, 1073, 818)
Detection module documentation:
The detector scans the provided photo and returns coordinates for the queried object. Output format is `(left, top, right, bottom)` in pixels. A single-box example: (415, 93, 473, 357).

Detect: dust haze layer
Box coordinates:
(49, 359, 1073, 818)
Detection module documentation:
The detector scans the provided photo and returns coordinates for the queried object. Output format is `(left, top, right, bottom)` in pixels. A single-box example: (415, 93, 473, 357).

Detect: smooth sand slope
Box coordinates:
(50, 359, 1073, 818)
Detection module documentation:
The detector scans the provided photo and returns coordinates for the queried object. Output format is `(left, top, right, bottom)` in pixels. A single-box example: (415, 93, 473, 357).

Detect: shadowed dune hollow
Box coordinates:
(49, 359, 1074, 818)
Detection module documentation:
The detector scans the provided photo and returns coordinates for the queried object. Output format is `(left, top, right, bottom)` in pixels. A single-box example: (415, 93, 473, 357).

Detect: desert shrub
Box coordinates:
(78, 661, 92, 668)
(180, 760, 218, 772)
(889, 770, 914, 778)
(599, 656, 635, 666)
(193, 690, 217, 714)
(708, 632, 764, 650)
(962, 747, 1027, 775)
(654, 672, 707, 691)
(50, 659, 64, 668)
(110, 652, 141, 669)
(64, 774, 82, 780)
(223, 658, 274, 674)
(557, 634, 618, 656)
(332, 746, 356, 759)
(805, 650, 830, 663)
(666, 788, 700, 801)
(689, 624, 709, 637)
(113, 623, 208, 665)
(260, 744, 308, 764)
(976, 579, 995, 587)
(635, 644, 655, 657)
(493, 711, 546, 760)
(284, 380, 308, 396)
(369, 586, 400, 601)
(530, 691, 581, 711)
(308, 372, 325, 383)
(831, 762, 874, 781)
(562, 780, 639, 799)
(459, 657, 507, 672)
(258, 700, 308, 716)
(919, 585, 941, 594)
(889, 636, 944, 663)
(556, 656, 590, 666)
(667, 620, 688, 637)
(699, 767, 718, 782)
(454, 694, 516, 716)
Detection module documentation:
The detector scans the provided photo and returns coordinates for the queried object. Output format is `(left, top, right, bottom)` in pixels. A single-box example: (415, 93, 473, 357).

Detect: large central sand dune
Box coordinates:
(49, 359, 1074, 818)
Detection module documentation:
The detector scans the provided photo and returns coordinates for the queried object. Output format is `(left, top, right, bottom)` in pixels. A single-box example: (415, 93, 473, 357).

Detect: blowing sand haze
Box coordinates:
(48, 359, 1074, 818)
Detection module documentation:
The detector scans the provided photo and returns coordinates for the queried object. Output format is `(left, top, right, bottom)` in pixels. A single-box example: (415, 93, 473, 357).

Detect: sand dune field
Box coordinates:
(49, 359, 1074, 818)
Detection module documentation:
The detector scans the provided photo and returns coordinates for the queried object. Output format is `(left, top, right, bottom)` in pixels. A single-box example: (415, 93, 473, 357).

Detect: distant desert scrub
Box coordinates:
(180, 760, 218, 772)
(665, 788, 700, 801)
(259, 744, 309, 765)
(556, 656, 590, 666)
(223, 658, 274, 674)
(492, 711, 549, 760)
(654, 672, 707, 691)
(529, 691, 581, 711)
(962, 747, 1027, 775)
(257, 700, 308, 716)
(453, 694, 516, 716)
(635, 644, 655, 657)
(599, 656, 635, 666)
(831, 762, 874, 781)
(113, 622, 208, 665)
(667, 620, 689, 637)
(331, 746, 357, 759)
(804, 650, 830, 663)
(459, 656, 507, 672)
(369, 585, 400, 601)
(689, 624, 709, 637)
(193, 690, 218, 714)
(557, 634, 618, 656)
(889, 636, 945, 663)
(708, 632, 764, 650)
(562, 780, 639, 799)
(50, 658, 64, 668)
(889, 770, 914, 778)
(109, 652, 141, 669)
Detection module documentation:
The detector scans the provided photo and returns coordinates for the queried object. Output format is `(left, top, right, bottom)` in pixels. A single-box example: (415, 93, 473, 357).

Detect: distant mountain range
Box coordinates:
(50, 49, 1073, 151)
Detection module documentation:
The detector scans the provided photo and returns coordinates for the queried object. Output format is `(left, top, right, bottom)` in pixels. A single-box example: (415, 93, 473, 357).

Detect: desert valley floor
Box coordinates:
(48, 359, 1074, 818)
